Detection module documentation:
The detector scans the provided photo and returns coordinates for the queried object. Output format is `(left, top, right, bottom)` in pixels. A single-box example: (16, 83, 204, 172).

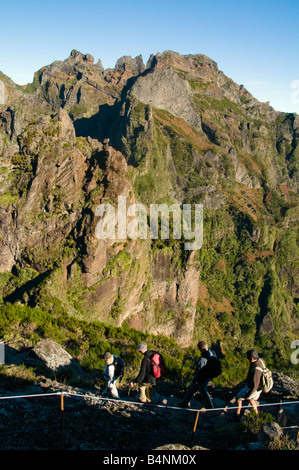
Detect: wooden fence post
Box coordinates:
(61, 392, 65, 450)
(191, 410, 200, 446)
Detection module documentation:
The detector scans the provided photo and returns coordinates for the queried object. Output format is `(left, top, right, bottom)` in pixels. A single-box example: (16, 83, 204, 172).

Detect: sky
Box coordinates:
(1, 0, 298, 113)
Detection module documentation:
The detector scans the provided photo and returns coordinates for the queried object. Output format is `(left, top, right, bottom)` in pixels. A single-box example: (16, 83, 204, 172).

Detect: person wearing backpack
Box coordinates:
(129, 342, 163, 403)
(178, 341, 221, 409)
(235, 349, 266, 418)
(103, 351, 124, 399)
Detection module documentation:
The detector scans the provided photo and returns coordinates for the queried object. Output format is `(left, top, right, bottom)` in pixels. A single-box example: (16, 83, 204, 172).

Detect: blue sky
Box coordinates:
(1, 0, 298, 113)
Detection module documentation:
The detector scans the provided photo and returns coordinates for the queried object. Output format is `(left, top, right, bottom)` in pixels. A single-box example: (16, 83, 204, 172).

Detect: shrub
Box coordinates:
(241, 410, 275, 435)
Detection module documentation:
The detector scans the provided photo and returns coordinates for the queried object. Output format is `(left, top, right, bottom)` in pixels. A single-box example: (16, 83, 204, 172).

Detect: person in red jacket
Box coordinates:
(235, 349, 264, 417)
(129, 342, 156, 403)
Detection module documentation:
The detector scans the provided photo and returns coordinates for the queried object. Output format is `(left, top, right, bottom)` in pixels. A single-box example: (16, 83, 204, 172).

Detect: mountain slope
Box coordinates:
(0, 50, 298, 365)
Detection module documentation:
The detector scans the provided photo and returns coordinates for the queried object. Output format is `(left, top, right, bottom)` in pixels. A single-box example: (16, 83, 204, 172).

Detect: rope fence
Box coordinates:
(0, 390, 298, 449)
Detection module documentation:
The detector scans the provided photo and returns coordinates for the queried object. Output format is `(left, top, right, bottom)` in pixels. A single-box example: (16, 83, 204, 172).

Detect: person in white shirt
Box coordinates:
(103, 352, 120, 399)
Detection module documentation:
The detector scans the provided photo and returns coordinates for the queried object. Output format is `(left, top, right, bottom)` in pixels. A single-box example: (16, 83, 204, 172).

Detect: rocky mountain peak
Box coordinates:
(68, 49, 95, 64)
(115, 54, 145, 76)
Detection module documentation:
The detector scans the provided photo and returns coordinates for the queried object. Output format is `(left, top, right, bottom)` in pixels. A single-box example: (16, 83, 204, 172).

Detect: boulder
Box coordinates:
(30, 338, 83, 378)
(258, 422, 283, 446)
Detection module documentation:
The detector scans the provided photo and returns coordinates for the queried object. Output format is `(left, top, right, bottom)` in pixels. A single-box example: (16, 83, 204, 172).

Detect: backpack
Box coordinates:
(206, 355, 222, 378)
(194, 353, 221, 384)
(255, 360, 273, 393)
(151, 352, 166, 378)
(114, 356, 124, 381)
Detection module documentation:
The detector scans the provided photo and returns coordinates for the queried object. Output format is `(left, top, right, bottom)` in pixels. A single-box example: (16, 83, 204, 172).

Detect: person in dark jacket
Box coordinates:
(178, 341, 219, 409)
(235, 349, 264, 417)
(129, 342, 156, 403)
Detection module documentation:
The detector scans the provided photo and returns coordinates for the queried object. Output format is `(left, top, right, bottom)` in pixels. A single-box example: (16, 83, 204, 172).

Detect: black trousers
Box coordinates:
(181, 377, 213, 408)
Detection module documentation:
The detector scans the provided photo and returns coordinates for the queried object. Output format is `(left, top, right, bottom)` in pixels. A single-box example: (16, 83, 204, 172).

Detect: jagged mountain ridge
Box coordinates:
(0, 50, 298, 363)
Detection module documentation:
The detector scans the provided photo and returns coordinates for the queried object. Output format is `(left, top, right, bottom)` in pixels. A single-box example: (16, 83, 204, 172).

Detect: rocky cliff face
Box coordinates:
(0, 50, 298, 358)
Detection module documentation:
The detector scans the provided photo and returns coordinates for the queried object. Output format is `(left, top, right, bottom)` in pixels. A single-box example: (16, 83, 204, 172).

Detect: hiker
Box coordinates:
(103, 351, 124, 399)
(178, 341, 221, 409)
(129, 342, 158, 403)
(235, 349, 264, 417)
